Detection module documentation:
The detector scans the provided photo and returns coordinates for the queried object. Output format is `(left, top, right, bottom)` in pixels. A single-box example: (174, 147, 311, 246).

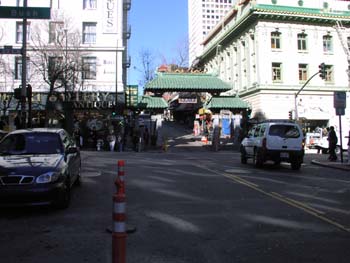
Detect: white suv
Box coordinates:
(240, 120, 305, 170)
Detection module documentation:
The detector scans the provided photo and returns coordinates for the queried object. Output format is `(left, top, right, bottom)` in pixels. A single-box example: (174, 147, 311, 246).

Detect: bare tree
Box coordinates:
(28, 11, 87, 128)
(172, 36, 189, 68)
(0, 25, 20, 117)
(136, 48, 157, 89)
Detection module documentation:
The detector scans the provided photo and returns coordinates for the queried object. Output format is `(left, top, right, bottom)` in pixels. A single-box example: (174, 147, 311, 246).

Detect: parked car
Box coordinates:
(240, 120, 305, 170)
(0, 128, 81, 209)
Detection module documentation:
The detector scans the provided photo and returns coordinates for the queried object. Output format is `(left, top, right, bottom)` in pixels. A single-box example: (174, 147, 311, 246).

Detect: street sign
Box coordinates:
(0, 46, 22, 54)
(0, 6, 51, 19)
(334, 91, 346, 109)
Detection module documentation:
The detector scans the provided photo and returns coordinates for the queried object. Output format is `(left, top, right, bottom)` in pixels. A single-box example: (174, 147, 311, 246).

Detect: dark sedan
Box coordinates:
(0, 128, 81, 209)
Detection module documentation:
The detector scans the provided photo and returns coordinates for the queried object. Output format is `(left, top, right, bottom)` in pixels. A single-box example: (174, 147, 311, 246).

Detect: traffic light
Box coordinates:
(318, 63, 326, 80)
(26, 84, 32, 98)
(13, 84, 32, 100)
(14, 88, 21, 100)
(288, 110, 293, 120)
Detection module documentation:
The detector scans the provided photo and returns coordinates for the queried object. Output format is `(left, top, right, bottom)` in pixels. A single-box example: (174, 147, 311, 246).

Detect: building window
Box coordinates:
(298, 64, 308, 82)
(15, 57, 29, 80)
(82, 57, 96, 79)
(16, 22, 30, 43)
(49, 21, 64, 43)
(323, 35, 333, 53)
(83, 0, 97, 9)
(272, 62, 282, 82)
(48, 56, 64, 81)
(271, 31, 281, 49)
(297, 33, 307, 51)
(324, 64, 334, 83)
(82, 22, 96, 44)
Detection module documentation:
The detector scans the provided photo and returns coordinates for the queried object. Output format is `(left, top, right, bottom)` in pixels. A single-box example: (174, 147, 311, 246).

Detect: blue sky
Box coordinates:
(127, 0, 188, 88)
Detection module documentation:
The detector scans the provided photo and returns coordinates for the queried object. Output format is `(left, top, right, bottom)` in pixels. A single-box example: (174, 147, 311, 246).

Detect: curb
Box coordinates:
(311, 160, 350, 171)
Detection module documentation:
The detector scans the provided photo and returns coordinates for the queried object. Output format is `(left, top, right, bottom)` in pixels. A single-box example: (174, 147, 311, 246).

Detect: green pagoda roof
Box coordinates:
(205, 96, 251, 109)
(138, 95, 168, 109)
(144, 73, 232, 92)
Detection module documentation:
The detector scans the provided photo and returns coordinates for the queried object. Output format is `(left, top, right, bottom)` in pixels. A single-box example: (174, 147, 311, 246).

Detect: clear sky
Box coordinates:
(127, 0, 188, 89)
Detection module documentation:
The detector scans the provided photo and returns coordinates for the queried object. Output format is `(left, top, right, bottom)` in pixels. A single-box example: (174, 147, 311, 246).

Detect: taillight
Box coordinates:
(262, 137, 267, 149)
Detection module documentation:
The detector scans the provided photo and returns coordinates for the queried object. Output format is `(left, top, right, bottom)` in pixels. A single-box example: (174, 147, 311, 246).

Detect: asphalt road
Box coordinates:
(1, 121, 350, 263)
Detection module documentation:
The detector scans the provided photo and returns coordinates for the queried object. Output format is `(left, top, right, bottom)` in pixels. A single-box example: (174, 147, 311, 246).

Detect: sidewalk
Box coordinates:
(306, 148, 350, 171)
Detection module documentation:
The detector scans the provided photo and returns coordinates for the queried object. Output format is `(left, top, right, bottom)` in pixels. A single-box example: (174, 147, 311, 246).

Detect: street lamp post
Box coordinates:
(294, 71, 319, 121)
(20, 0, 28, 128)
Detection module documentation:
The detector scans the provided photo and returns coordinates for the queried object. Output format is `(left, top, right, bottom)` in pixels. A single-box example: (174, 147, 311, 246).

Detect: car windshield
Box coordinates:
(0, 132, 63, 155)
(268, 125, 300, 138)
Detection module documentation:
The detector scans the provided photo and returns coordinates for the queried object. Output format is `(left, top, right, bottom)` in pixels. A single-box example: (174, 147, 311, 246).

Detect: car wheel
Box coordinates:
(240, 146, 247, 164)
(54, 177, 71, 209)
(253, 149, 263, 168)
(291, 159, 301, 170)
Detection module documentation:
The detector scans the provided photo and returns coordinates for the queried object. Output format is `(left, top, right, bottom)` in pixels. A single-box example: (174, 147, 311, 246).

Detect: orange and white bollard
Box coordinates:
(112, 160, 127, 263)
(112, 191, 127, 263)
(112, 179, 127, 263)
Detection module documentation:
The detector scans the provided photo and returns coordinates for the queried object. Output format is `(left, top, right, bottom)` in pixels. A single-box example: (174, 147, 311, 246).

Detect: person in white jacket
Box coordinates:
(107, 131, 116, 152)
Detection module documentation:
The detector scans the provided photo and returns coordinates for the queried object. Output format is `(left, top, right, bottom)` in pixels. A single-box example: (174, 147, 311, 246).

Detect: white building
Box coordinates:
(197, 0, 350, 132)
(0, 0, 130, 114)
(188, 0, 236, 66)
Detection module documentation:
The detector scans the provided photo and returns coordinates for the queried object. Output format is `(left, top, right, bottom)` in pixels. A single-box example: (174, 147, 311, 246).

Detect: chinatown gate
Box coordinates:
(144, 71, 251, 142)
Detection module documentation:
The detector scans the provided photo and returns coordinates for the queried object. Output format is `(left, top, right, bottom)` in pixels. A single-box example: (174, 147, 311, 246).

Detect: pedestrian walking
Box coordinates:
(88, 126, 98, 150)
(107, 130, 116, 152)
(117, 133, 123, 152)
(327, 126, 338, 161)
(73, 128, 82, 149)
(143, 127, 150, 148)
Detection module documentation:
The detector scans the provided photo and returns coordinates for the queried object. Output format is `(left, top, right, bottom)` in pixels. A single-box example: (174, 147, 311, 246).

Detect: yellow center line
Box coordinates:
(195, 164, 350, 233)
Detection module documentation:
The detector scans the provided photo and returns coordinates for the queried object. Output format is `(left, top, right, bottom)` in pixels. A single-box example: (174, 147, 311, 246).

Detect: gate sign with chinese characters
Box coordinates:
(0, 6, 51, 19)
(334, 91, 346, 116)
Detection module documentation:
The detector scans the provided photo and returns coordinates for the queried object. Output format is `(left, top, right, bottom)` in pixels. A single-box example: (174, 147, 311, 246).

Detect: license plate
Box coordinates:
(280, 152, 289, 158)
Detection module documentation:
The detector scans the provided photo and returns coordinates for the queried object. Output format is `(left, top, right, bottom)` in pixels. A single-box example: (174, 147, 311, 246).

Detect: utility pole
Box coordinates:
(20, 0, 28, 128)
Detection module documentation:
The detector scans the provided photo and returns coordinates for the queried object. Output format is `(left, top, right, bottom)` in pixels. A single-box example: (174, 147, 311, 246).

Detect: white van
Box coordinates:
(240, 120, 305, 170)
